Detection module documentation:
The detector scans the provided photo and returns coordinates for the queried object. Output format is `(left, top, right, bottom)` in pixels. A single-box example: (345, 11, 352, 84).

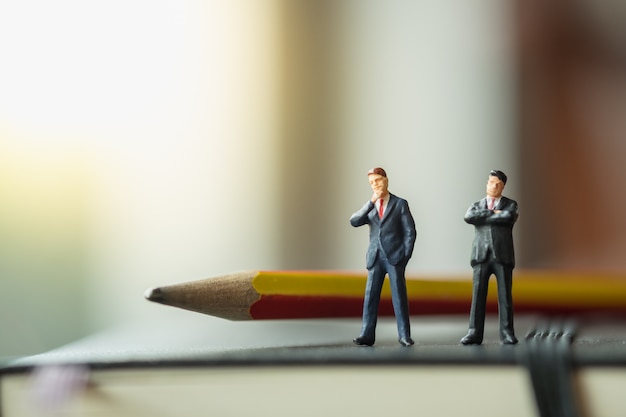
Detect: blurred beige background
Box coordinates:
(1, 0, 624, 359)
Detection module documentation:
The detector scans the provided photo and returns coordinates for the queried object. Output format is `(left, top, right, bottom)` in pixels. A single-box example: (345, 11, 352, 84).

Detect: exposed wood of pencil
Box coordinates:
(145, 271, 261, 320)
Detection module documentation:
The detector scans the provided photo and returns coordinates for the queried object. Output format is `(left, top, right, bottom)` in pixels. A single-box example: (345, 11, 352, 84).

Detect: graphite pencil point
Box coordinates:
(144, 287, 163, 302)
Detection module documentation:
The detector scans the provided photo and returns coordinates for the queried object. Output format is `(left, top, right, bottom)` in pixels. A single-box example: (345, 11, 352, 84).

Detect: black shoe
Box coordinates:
(460, 331, 483, 345)
(353, 336, 374, 346)
(399, 337, 414, 347)
(501, 333, 518, 345)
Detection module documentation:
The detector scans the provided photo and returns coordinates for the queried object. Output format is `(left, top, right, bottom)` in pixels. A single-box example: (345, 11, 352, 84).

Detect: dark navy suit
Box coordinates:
(464, 196, 518, 341)
(350, 194, 416, 342)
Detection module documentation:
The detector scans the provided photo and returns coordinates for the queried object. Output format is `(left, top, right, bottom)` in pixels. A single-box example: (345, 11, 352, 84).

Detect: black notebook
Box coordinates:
(2, 309, 625, 417)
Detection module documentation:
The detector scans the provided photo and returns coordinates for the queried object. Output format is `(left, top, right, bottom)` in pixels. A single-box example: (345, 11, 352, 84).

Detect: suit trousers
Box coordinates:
(468, 251, 515, 339)
(360, 255, 411, 340)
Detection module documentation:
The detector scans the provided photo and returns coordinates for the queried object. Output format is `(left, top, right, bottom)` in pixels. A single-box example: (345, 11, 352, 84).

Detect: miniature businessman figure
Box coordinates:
(461, 170, 519, 345)
(350, 167, 417, 347)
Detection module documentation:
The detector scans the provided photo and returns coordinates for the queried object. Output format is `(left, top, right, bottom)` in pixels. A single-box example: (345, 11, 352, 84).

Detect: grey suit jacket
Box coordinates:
(350, 194, 417, 269)
(465, 196, 518, 267)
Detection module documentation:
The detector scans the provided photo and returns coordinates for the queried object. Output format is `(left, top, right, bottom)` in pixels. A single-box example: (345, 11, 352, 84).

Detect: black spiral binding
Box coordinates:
(525, 319, 580, 417)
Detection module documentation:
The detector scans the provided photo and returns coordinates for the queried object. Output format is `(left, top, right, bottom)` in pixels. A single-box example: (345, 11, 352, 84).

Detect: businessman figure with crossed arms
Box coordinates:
(461, 169, 519, 345)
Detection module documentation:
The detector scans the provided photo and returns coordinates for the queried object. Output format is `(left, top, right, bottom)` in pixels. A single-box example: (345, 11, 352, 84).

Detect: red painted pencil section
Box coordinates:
(249, 294, 626, 320)
(250, 295, 471, 319)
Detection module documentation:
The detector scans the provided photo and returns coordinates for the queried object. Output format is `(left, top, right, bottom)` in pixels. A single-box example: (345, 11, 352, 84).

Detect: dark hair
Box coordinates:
(367, 167, 387, 177)
(489, 170, 507, 185)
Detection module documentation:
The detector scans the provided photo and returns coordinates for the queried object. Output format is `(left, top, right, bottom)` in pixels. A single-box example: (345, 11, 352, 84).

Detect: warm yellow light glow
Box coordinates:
(0, 0, 282, 352)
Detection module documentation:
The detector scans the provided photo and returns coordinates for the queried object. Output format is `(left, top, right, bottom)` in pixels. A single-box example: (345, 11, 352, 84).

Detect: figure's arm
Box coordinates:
(465, 201, 518, 226)
(464, 202, 490, 225)
(350, 201, 375, 227)
(401, 201, 417, 260)
(491, 201, 519, 224)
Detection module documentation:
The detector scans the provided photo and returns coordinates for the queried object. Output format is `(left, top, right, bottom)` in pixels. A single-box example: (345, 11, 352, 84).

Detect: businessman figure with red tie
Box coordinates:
(350, 167, 417, 347)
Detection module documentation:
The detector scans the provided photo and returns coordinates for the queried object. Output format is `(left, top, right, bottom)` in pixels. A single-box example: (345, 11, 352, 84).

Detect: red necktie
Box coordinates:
(488, 198, 494, 210)
(378, 199, 384, 218)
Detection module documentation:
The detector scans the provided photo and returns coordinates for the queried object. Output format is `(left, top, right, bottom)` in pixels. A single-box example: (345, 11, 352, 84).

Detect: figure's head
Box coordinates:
(368, 167, 389, 196)
(486, 169, 507, 198)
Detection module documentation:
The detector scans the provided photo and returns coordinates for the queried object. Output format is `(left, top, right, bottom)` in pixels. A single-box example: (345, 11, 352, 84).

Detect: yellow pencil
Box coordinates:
(144, 270, 626, 320)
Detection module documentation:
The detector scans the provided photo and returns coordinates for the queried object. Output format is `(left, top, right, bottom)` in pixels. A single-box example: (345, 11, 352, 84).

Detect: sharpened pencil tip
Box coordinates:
(144, 287, 163, 302)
